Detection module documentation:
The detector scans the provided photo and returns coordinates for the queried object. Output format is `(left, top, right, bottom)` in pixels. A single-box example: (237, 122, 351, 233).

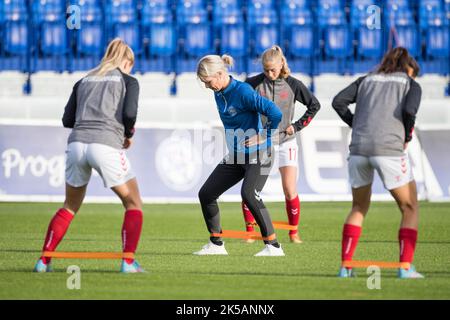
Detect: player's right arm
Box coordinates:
(62, 80, 82, 128)
(332, 76, 366, 127)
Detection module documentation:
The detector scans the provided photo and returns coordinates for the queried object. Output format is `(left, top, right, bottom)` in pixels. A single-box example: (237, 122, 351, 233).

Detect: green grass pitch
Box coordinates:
(0, 201, 449, 299)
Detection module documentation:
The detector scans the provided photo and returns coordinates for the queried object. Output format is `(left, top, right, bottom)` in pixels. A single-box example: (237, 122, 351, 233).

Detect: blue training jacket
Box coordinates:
(214, 77, 282, 155)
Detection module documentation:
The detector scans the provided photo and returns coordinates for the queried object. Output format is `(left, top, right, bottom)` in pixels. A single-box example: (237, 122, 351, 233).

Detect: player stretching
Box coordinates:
(34, 38, 145, 273)
(194, 54, 284, 256)
(332, 47, 424, 279)
(241, 45, 321, 244)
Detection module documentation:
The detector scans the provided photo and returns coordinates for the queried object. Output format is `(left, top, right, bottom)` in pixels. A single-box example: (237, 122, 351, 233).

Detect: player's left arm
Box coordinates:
(403, 79, 422, 143)
(287, 77, 321, 132)
(241, 86, 282, 146)
(243, 89, 282, 130)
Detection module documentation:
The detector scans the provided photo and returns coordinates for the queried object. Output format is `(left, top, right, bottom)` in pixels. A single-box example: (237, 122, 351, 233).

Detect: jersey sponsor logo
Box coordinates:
(366, 74, 408, 85)
(82, 75, 121, 83)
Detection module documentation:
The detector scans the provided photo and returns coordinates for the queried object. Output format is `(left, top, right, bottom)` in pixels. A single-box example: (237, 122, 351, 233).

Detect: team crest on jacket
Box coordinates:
(227, 106, 238, 117)
(279, 90, 289, 100)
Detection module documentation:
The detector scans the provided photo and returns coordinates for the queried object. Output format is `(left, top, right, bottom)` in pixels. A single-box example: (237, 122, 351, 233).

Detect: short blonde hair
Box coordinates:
(197, 54, 234, 80)
(262, 45, 291, 78)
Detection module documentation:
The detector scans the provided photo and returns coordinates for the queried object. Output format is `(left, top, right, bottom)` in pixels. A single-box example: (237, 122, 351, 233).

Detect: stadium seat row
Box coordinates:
(0, 0, 448, 75)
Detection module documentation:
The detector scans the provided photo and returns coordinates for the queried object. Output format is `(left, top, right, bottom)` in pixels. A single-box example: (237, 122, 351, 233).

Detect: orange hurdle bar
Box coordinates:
(211, 230, 264, 240)
(42, 251, 135, 260)
(272, 221, 297, 231)
(343, 260, 411, 269)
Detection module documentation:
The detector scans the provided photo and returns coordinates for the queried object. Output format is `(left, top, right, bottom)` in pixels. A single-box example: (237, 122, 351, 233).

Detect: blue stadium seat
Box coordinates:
(41, 23, 67, 54)
(69, 0, 104, 72)
(393, 26, 420, 57)
(71, 0, 103, 23)
(77, 24, 103, 55)
(247, 0, 278, 57)
(358, 28, 383, 58)
(220, 24, 246, 56)
(419, 0, 446, 28)
(213, 0, 241, 24)
(384, 0, 420, 57)
(4, 20, 28, 54)
(177, 0, 207, 24)
(212, 1, 245, 57)
(350, 0, 381, 28)
(1, 2, 28, 71)
(325, 26, 351, 58)
(3, 0, 27, 21)
(318, 2, 351, 59)
(32, 0, 65, 24)
(31, 0, 68, 72)
(106, 0, 137, 24)
(426, 26, 449, 57)
(247, 1, 277, 26)
(184, 24, 211, 56)
(289, 26, 314, 57)
(105, 1, 141, 54)
(113, 23, 141, 53)
(317, 0, 344, 27)
(254, 25, 278, 55)
(282, 0, 312, 26)
(149, 23, 176, 56)
(177, 0, 211, 57)
(349, 0, 383, 59)
(142, 0, 175, 56)
(281, 0, 314, 58)
(385, 0, 409, 10)
(142, 0, 172, 26)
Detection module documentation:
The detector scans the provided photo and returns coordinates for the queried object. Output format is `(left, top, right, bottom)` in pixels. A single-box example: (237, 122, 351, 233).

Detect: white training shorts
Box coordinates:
(348, 154, 414, 190)
(65, 142, 135, 188)
(274, 138, 299, 168)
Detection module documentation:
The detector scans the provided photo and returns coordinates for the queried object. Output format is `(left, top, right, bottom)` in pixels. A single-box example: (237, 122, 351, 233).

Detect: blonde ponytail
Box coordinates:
(262, 45, 291, 78)
(197, 54, 234, 80)
(90, 38, 135, 76)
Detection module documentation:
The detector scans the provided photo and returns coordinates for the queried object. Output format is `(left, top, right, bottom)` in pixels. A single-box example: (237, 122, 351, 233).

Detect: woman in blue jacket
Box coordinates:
(194, 54, 284, 257)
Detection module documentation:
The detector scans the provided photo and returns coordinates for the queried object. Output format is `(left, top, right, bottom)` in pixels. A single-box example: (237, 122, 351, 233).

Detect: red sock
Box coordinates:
(399, 228, 418, 264)
(122, 209, 143, 264)
(242, 201, 256, 232)
(41, 208, 74, 264)
(341, 224, 362, 264)
(286, 195, 300, 235)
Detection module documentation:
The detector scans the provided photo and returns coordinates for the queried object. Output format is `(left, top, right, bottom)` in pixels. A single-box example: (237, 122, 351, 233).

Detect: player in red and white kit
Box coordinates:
(33, 39, 145, 273)
(332, 47, 423, 279)
(242, 46, 321, 243)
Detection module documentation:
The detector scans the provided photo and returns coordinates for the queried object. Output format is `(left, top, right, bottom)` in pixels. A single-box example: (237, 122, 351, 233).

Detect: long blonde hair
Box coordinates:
(197, 54, 234, 80)
(90, 38, 135, 76)
(262, 45, 291, 78)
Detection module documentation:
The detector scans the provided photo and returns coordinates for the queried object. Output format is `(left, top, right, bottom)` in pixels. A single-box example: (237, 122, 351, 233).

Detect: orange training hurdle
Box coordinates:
(343, 260, 411, 269)
(42, 251, 135, 260)
(272, 221, 297, 231)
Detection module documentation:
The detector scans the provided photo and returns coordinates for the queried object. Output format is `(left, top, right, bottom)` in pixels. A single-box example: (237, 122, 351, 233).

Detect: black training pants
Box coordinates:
(198, 155, 276, 244)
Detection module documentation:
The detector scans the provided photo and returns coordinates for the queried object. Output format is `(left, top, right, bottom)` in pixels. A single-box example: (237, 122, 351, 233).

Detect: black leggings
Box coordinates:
(198, 158, 277, 244)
